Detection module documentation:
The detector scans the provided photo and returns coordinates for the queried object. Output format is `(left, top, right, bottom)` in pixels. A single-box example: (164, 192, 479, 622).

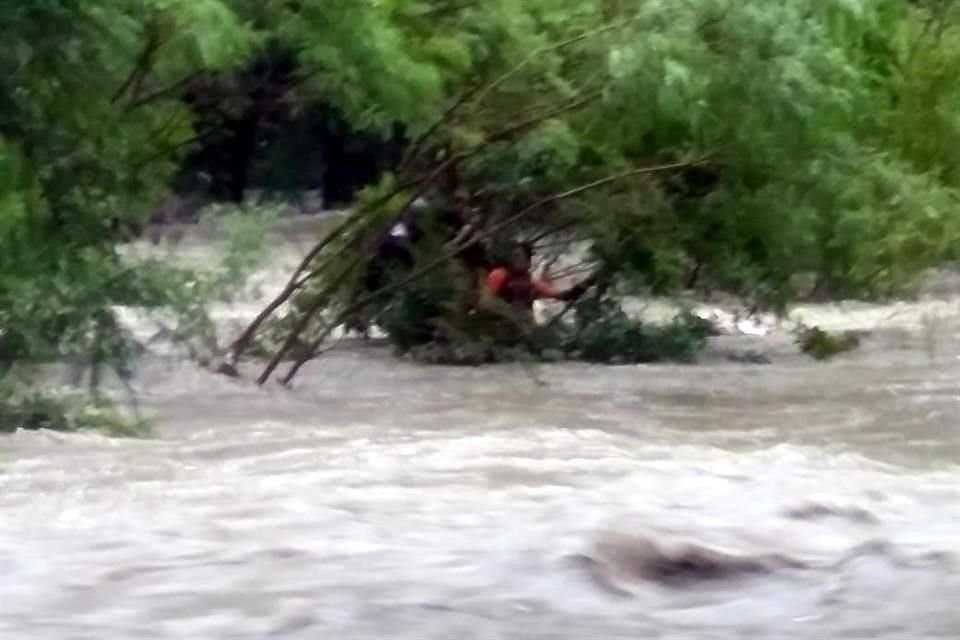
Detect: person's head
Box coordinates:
(508, 241, 535, 274)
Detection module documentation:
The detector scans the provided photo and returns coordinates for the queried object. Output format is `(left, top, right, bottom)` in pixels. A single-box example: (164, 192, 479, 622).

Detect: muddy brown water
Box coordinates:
(1, 221, 958, 639)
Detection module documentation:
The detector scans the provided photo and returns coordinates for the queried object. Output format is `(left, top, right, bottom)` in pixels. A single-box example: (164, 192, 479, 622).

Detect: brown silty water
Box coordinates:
(1, 217, 958, 639)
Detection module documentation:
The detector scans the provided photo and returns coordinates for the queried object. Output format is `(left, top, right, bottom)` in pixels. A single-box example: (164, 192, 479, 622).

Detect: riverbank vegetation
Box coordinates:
(0, 379, 150, 437)
(3, 0, 960, 411)
(1, 0, 269, 431)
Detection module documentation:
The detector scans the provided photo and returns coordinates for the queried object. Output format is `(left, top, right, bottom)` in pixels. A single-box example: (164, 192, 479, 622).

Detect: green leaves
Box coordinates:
(553, 0, 960, 303)
(271, 0, 448, 127)
(155, 0, 253, 67)
(0, 0, 261, 385)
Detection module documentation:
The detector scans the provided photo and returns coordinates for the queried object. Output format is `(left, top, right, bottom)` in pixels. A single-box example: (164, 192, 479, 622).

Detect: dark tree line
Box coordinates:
(176, 46, 406, 208)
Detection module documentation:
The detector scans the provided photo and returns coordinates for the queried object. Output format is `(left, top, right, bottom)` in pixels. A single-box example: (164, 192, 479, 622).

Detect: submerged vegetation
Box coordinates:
(0, 382, 151, 437)
(381, 289, 711, 366)
(793, 324, 863, 362)
(2, 0, 960, 410)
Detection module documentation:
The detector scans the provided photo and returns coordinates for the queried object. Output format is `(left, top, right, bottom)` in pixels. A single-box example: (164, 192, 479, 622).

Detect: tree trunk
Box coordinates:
(226, 110, 261, 203)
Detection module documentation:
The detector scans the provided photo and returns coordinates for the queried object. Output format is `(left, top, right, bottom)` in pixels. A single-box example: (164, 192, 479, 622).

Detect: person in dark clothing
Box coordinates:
(364, 192, 491, 292)
(348, 194, 490, 335)
(362, 197, 428, 294)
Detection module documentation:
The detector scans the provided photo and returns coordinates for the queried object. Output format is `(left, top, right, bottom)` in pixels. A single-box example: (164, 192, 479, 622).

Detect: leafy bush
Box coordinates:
(378, 283, 450, 352)
(379, 283, 710, 366)
(566, 297, 709, 364)
(793, 324, 862, 361)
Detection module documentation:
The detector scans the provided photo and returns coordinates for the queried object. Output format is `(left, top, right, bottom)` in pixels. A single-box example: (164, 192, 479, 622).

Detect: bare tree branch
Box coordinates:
(112, 20, 169, 104)
(127, 71, 204, 110)
(397, 81, 485, 174)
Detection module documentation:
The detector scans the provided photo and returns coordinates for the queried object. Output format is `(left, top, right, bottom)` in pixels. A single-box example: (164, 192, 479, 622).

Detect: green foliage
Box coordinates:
(0, 1, 268, 409)
(465, 119, 584, 199)
(378, 283, 450, 353)
(566, 297, 710, 364)
(376, 0, 960, 307)
(135, 205, 274, 363)
(378, 280, 709, 366)
(6, 0, 960, 382)
(226, 1, 960, 378)
(558, 0, 960, 304)
(247, 0, 960, 370)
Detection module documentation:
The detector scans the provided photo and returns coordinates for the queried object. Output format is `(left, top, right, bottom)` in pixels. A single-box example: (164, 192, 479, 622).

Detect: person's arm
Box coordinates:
(532, 277, 564, 300)
(533, 271, 599, 301)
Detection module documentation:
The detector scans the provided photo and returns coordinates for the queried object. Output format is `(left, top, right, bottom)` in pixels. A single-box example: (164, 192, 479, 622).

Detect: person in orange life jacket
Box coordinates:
(482, 242, 597, 321)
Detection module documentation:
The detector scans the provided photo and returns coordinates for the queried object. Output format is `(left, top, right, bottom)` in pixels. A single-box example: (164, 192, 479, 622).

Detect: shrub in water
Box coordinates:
(566, 297, 709, 364)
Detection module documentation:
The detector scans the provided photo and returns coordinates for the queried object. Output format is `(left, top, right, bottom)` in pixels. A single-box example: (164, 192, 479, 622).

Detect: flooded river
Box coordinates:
(1, 222, 959, 639)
